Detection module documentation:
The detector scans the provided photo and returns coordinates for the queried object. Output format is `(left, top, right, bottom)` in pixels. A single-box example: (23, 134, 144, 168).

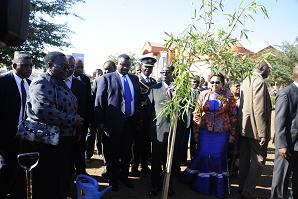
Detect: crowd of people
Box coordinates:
(0, 50, 297, 199)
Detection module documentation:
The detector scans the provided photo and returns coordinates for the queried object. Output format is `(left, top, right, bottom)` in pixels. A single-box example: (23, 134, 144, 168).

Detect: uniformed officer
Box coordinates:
(131, 55, 157, 176)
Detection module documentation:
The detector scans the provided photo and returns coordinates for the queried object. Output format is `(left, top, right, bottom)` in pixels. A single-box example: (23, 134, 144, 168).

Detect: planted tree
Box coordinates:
(159, 1, 269, 198)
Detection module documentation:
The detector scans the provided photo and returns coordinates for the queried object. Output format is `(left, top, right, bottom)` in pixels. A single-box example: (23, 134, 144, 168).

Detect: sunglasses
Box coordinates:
(53, 63, 70, 71)
(210, 81, 221, 85)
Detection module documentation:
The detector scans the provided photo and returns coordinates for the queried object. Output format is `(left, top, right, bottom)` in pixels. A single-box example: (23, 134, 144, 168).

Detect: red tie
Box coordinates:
(167, 85, 172, 99)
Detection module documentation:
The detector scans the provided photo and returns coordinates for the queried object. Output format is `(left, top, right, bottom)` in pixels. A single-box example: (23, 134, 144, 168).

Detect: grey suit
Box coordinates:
(271, 83, 298, 199)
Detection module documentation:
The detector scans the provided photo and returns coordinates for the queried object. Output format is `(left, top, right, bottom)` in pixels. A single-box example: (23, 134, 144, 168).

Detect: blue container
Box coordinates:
(76, 174, 112, 199)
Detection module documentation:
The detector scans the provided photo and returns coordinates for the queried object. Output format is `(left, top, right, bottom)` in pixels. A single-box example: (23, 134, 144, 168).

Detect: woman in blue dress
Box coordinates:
(182, 73, 237, 198)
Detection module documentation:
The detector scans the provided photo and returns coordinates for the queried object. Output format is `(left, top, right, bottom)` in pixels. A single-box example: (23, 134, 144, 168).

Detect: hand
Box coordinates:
(259, 137, 266, 146)
(278, 148, 290, 159)
(228, 135, 235, 143)
(75, 115, 84, 128)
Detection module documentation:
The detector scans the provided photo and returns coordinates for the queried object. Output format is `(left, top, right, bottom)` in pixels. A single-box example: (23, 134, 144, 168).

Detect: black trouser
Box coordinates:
(0, 138, 21, 199)
(19, 137, 76, 199)
(271, 150, 298, 199)
(133, 121, 151, 170)
(74, 128, 88, 174)
(85, 126, 102, 159)
(102, 118, 134, 183)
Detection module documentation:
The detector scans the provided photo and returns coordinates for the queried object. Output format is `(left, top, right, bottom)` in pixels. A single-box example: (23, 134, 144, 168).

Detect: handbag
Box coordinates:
(17, 85, 60, 146)
(17, 118, 60, 146)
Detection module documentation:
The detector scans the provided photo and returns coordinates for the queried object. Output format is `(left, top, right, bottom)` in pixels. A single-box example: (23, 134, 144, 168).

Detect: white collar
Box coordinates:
(13, 71, 27, 85)
(140, 73, 149, 80)
(293, 81, 298, 88)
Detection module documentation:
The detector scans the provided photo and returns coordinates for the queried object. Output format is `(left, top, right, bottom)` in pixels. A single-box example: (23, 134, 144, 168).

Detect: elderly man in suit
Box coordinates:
(95, 54, 140, 191)
(0, 51, 32, 198)
(239, 61, 272, 199)
(271, 64, 298, 199)
(131, 56, 157, 176)
(148, 65, 181, 197)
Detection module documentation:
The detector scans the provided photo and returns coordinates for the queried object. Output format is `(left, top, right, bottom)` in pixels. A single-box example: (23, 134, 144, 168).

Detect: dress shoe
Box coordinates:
(109, 181, 119, 192)
(141, 165, 151, 174)
(149, 190, 159, 198)
(119, 178, 134, 188)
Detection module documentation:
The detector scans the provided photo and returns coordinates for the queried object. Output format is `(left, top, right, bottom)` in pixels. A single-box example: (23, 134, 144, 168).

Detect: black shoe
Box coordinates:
(109, 181, 119, 192)
(148, 189, 159, 198)
(130, 169, 141, 177)
(141, 165, 151, 174)
(119, 178, 134, 188)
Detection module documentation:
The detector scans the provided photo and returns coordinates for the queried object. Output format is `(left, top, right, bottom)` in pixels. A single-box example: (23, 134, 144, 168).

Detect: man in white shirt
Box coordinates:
(0, 51, 32, 198)
(94, 54, 140, 191)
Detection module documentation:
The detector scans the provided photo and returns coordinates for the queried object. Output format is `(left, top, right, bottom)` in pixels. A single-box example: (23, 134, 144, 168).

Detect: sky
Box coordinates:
(54, 0, 298, 75)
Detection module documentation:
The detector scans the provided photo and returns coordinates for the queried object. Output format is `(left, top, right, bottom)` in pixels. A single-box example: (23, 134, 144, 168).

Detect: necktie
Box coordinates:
(123, 75, 132, 117)
(167, 84, 173, 99)
(146, 76, 150, 83)
(21, 79, 27, 117)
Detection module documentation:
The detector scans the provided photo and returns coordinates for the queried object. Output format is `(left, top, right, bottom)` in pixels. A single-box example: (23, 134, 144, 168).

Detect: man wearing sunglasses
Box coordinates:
(0, 51, 32, 198)
(239, 61, 272, 199)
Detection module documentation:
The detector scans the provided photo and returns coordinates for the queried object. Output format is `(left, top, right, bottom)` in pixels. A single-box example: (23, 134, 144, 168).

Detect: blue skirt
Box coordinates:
(182, 128, 230, 198)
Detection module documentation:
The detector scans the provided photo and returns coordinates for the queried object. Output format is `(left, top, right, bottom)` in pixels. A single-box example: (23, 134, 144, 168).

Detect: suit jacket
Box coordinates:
(138, 75, 156, 121)
(71, 77, 87, 122)
(0, 71, 30, 153)
(148, 82, 171, 143)
(94, 72, 140, 135)
(274, 83, 298, 152)
(76, 74, 92, 124)
(240, 72, 272, 141)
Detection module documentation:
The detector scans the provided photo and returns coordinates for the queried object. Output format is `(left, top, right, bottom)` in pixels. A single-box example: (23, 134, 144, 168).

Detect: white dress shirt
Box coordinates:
(65, 75, 73, 89)
(294, 81, 298, 88)
(117, 71, 135, 116)
(13, 72, 29, 125)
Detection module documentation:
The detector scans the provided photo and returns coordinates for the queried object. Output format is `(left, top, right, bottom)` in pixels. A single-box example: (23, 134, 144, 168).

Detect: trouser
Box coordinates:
(239, 136, 268, 198)
(85, 126, 102, 159)
(102, 118, 134, 183)
(74, 129, 88, 174)
(0, 139, 22, 199)
(132, 121, 151, 169)
(271, 150, 298, 199)
(19, 137, 76, 199)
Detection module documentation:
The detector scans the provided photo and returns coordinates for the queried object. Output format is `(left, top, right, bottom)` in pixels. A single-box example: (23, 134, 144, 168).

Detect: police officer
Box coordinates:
(131, 56, 157, 176)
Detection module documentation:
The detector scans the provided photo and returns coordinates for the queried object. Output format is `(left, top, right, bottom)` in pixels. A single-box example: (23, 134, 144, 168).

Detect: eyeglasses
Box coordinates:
(210, 81, 221, 85)
(235, 85, 240, 88)
(53, 63, 69, 71)
(16, 63, 33, 68)
(160, 70, 171, 75)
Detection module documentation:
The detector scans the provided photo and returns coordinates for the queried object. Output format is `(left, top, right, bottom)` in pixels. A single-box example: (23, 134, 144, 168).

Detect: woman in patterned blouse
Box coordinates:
(20, 52, 84, 199)
(182, 73, 237, 199)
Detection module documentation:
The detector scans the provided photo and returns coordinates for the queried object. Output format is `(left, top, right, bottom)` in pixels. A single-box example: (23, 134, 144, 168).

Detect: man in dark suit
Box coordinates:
(131, 56, 157, 176)
(0, 51, 32, 198)
(271, 64, 298, 199)
(94, 54, 140, 191)
(148, 65, 182, 197)
(86, 60, 116, 160)
(74, 58, 93, 159)
(66, 55, 88, 174)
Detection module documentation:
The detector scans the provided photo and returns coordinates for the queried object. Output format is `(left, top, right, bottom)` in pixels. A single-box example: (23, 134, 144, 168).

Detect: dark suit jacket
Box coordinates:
(77, 74, 92, 124)
(94, 71, 140, 135)
(275, 83, 298, 152)
(0, 71, 30, 154)
(148, 82, 171, 143)
(71, 77, 87, 122)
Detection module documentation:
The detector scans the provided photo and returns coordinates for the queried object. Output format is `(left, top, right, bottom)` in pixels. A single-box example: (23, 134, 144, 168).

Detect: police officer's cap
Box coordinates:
(140, 56, 157, 67)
